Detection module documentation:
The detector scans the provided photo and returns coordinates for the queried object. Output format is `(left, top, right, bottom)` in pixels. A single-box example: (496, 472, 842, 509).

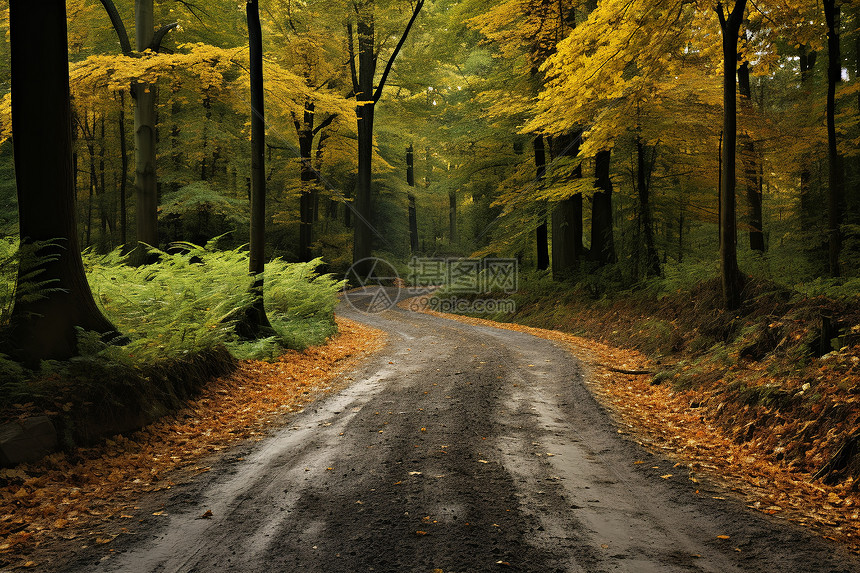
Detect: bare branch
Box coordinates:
(372, 0, 425, 104)
(98, 0, 132, 55)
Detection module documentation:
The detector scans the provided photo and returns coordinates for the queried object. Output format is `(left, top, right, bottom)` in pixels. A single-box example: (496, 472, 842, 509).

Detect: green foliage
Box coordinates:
(84, 243, 343, 363)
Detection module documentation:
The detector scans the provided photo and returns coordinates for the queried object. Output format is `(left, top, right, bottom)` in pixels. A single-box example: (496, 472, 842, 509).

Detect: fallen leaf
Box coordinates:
(660, 474, 673, 479)
(717, 535, 730, 540)
(199, 510, 213, 519)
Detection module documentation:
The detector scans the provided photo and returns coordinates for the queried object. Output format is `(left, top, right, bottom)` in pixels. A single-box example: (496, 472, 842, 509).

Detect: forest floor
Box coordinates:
(0, 317, 386, 571)
(423, 279, 860, 553)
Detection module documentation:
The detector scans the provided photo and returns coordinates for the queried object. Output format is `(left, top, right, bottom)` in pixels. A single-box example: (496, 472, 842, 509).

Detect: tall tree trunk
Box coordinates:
(200, 92, 211, 181)
(6, 0, 117, 364)
(551, 131, 583, 280)
(591, 149, 616, 266)
(237, 0, 271, 337)
(798, 46, 818, 236)
(636, 138, 661, 276)
(824, 0, 845, 277)
(738, 60, 765, 252)
(406, 144, 419, 254)
(449, 191, 457, 245)
(348, 0, 423, 276)
(534, 136, 549, 271)
(118, 90, 129, 247)
(351, 2, 378, 277)
(716, 0, 747, 310)
(134, 0, 158, 257)
(298, 100, 315, 262)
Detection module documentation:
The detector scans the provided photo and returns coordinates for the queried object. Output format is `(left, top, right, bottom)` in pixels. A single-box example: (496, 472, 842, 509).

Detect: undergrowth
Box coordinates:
(434, 260, 860, 482)
(0, 242, 344, 423)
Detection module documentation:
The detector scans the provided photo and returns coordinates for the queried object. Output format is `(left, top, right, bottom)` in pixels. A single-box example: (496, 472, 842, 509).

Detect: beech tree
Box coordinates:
(716, 0, 747, 310)
(237, 0, 272, 338)
(5, 0, 117, 364)
(348, 0, 424, 276)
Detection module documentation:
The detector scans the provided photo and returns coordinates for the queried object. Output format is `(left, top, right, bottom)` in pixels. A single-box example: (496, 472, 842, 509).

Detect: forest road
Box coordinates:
(73, 288, 860, 573)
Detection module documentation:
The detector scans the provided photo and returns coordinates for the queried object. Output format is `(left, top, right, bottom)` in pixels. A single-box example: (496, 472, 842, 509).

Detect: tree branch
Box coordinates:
(312, 114, 338, 135)
(151, 22, 180, 51)
(346, 23, 360, 94)
(715, 2, 727, 29)
(98, 0, 132, 55)
(372, 0, 425, 104)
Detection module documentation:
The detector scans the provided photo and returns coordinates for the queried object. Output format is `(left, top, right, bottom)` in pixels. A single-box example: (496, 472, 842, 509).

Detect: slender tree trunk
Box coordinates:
(738, 60, 765, 252)
(636, 138, 661, 276)
(133, 0, 158, 257)
(534, 136, 550, 271)
(799, 46, 818, 237)
(6, 0, 117, 364)
(298, 100, 315, 262)
(449, 191, 457, 245)
(824, 0, 845, 277)
(118, 90, 129, 247)
(717, 0, 746, 310)
(591, 149, 616, 266)
(200, 91, 211, 181)
(406, 144, 419, 253)
(237, 0, 271, 337)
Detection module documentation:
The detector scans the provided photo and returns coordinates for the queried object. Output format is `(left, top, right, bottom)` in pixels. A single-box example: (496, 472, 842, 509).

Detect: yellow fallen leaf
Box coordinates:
(478, 460, 489, 464)
(717, 535, 730, 540)
(416, 530, 428, 536)
(660, 474, 673, 479)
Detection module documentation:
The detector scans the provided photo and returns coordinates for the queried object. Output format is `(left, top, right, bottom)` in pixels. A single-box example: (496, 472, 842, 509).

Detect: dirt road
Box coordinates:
(69, 292, 860, 572)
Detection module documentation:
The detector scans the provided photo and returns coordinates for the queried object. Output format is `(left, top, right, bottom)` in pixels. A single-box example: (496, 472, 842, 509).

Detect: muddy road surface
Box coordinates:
(69, 290, 860, 572)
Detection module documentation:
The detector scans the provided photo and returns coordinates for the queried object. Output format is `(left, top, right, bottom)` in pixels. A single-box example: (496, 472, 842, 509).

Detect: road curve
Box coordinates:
(69, 292, 860, 572)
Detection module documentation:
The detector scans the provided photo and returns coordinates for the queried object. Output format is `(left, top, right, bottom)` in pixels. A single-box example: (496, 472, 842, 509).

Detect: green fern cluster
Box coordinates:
(83, 242, 344, 364)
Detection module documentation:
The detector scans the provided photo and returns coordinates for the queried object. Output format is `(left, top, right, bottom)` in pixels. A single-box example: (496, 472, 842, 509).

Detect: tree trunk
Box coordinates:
(738, 60, 765, 252)
(534, 136, 549, 271)
(550, 131, 583, 280)
(636, 138, 661, 276)
(449, 191, 458, 245)
(351, 3, 377, 277)
(6, 0, 117, 364)
(717, 0, 746, 310)
(591, 149, 616, 266)
(298, 100, 315, 262)
(798, 46, 818, 236)
(118, 91, 129, 247)
(406, 144, 419, 253)
(237, 0, 271, 338)
(133, 0, 158, 257)
(349, 0, 423, 276)
(824, 0, 845, 277)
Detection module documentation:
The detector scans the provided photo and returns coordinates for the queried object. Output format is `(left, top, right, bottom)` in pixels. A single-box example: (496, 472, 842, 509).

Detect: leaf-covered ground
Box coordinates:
(0, 317, 386, 570)
(414, 304, 860, 554)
